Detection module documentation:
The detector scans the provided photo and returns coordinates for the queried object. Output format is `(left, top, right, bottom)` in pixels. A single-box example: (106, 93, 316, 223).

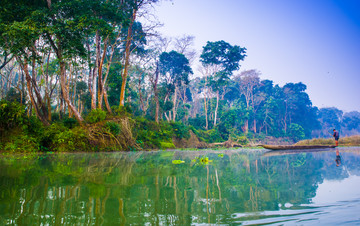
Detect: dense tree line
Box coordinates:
(1, 0, 359, 149)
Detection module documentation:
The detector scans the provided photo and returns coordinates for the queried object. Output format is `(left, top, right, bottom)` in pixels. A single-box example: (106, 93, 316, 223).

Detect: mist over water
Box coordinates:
(1, 147, 360, 225)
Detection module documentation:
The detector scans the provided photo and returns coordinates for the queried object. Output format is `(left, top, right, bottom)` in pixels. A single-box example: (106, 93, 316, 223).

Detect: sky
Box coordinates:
(151, 0, 360, 112)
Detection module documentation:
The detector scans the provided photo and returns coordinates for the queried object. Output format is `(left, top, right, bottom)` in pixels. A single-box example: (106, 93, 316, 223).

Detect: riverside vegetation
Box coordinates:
(1, 0, 360, 153)
(1, 100, 360, 153)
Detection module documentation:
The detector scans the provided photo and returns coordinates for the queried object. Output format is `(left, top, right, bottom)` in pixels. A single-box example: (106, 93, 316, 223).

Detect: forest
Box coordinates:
(1, 0, 360, 152)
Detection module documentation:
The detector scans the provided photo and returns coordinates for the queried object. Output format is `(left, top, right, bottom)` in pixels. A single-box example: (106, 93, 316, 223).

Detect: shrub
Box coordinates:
(4, 134, 38, 152)
(86, 109, 107, 123)
(288, 123, 305, 142)
(133, 117, 174, 149)
(53, 127, 88, 152)
(23, 116, 44, 137)
(40, 123, 67, 151)
(113, 106, 132, 117)
(170, 121, 190, 139)
(63, 117, 79, 129)
(104, 121, 121, 136)
(0, 100, 26, 132)
(160, 141, 176, 149)
(192, 128, 224, 143)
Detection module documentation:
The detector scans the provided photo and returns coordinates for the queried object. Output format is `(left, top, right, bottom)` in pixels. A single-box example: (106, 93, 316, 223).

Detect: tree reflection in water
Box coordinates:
(1, 148, 360, 225)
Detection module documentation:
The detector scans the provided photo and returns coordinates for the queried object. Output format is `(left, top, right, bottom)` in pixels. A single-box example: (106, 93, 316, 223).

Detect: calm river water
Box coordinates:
(1, 147, 360, 225)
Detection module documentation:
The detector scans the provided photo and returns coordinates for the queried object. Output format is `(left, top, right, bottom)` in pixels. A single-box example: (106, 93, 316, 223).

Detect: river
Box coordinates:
(1, 147, 360, 225)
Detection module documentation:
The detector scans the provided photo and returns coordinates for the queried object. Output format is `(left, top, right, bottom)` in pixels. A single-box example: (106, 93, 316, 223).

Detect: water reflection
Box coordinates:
(335, 148, 341, 167)
(0, 148, 360, 225)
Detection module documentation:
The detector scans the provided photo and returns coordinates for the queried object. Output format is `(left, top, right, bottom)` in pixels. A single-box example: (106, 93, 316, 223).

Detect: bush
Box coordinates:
(160, 141, 176, 149)
(4, 134, 38, 152)
(104, 121, 121, 136)
(133, 117, 175, 149)
(86, 109, 107, 123)
(23, 116, 44, 137)
(170, 121, 190, 139)
(0, 100, 26, 133)
(53, 127, 88, 152)
(192, 128, 224, 143)
(63, 117, 79, 129)
(113, 105, 132, 117)
(288, 123, 305, 142)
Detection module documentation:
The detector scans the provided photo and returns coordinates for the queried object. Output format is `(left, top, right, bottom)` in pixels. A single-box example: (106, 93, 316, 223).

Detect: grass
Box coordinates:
(296, 135, 360, 146)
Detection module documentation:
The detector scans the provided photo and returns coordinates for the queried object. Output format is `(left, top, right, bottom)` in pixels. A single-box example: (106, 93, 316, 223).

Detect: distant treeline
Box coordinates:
(1, 0, 359, 151)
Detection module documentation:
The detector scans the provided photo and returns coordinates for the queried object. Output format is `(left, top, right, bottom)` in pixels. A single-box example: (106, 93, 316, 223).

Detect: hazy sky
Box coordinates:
(152, 0, 360, 112)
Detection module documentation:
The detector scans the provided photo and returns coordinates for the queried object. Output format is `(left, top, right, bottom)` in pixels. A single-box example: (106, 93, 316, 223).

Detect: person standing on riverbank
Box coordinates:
(333, 129, 339, 146)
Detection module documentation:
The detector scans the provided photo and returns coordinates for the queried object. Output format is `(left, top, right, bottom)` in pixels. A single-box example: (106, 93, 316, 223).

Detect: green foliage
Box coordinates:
(172, 160, 185, 164)
(192, 128, 224, 143)
(0, 100, 25, 133)
(231, 135, 249, 145)
(200, 40, 246, 73)
(86, 109, 107, 123)
(3, 134, 38, 152)
(53, 127, 88, 152)
(188, 116, 207, 130)
(63, 118, 79, 129)
(170, 121, 190, 139)
(133, 117, 168, 148)
(288, 123, 305, 142)
(192, 156, 213, 166)
(4, 88, 23, 103)
(104, 121, 121, 136)
(23, 116, 45, 138)
(160, 141, 176, 149)
(159, 50, 193, 86)
(133, 117, 178, 149)
(113, 105, 132, 117)
(162, 101, 173, 112)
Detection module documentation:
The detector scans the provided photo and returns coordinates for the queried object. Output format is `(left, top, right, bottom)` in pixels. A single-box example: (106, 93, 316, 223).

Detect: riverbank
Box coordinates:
(1, 101, 359, 153)
(295, 135, 360, 146)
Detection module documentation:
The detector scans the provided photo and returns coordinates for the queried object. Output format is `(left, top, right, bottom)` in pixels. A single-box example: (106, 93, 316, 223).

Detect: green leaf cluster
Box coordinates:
(86, 109, 107, 123)
(104, 121, 121, 136)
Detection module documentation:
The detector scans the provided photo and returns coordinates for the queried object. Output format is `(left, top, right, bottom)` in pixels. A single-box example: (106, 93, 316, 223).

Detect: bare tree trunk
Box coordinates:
(172, 84, 178, 121)
(119, 9, 136, 106)
(88, 36, 98, 111)
(244, 119, 249, 134)
(103, 89, 112, 113)
(97, 31, 107, 109)
(253, 119, 257, 133)
(18, 56, 50, 126)
(150, 63, 160, 123)
(214, 90, 219, 127)
(59, 61, 84, 123)
(204, 96, 208, 130)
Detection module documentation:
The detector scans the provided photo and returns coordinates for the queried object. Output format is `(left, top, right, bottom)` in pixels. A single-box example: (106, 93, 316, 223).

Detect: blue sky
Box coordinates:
(153, 0, 360, 112)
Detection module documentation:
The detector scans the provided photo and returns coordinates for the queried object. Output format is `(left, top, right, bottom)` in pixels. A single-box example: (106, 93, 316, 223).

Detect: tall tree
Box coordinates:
(200, 40, 246, 128)
(119, 0, 159, 107)
(235, 69, 261, 134)
(0, 0, 50, 125)
(159, 50, 192, 121)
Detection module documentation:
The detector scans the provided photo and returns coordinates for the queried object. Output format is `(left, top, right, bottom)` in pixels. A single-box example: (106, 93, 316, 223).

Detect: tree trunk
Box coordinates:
(172, 84, 178, 121)
(151, 62, 160, 123)
(244, 119, 249, 134)
(119, 9, 136, 107)
(214, 90, 219, 127)
(18, 57, 50, 126)
(97, 31, 108, 109)
(204, 96, 208, 130)
(155, 93, 160, 123)
(59, 61, 84, 123)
